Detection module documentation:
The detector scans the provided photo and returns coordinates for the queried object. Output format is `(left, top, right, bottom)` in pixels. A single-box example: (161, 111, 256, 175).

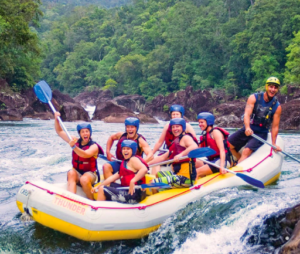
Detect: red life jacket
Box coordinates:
(199, 127, 230, 161)
(72, 139, 104, 174)
(115, 133, 146, 160)
(165, 122, 198, 149)
(168, 133, 198, 165)
(119, 155, 148, 187)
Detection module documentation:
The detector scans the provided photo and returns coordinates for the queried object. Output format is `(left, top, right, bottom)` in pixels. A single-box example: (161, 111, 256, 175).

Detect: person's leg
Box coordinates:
(196, 164, 213, 178)
(238, 147, 253, 163)
(80, 172, 96, 200)
(228, 127, 249, 162)
(97, 186, 106, 201)
(229, 143, 241, 161)
(67, 169, 80, 193)
(103, 163, 114, 180)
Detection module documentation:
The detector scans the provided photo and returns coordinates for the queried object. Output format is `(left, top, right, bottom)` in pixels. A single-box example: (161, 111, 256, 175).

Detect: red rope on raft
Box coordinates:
(25, 148, 273, 210)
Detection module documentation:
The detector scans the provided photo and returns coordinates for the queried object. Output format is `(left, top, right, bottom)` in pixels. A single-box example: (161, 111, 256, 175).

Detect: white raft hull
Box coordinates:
(16, 134, 284, 241)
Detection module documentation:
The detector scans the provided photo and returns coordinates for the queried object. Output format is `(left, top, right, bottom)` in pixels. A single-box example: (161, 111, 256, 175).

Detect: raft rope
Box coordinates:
(25, 148, 273, 211)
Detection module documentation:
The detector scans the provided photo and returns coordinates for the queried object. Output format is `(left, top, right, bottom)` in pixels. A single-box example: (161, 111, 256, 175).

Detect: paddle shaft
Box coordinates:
(251, 133, 300, 163)
(48, 100, 72, 141)
(149, 155, 189, 167)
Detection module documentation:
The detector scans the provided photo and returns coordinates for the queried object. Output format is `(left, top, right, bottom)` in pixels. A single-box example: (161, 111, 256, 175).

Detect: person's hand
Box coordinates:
(173, 154, 182, 163)
(91, 187, 98, 194)
(54, 112, 61, 121)
(128, 180, 135, 195)
(245, 127, 253, 136)
(106, 152, 115, 161)
(272, 144, 282, 153)
(69, 136, 78, 148)
(220, 166, 227, 175)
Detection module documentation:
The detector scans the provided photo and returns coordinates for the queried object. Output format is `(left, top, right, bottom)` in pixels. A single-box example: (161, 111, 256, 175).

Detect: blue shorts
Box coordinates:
(106, 161, 121, 174)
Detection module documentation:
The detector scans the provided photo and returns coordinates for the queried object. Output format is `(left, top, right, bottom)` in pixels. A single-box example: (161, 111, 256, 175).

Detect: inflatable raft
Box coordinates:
(16, 134, 284, 241)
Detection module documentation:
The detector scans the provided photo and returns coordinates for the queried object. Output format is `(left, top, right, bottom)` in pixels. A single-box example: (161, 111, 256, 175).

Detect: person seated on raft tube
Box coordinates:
(196, 112, 233, 178)
(92, 140, 148, 204)
(54, 112, 104, 200)
(149, 118, 198, 188)
(103, 117, 153, 180)
(228, 77, 282, 163)
(152, 104, 197, 154)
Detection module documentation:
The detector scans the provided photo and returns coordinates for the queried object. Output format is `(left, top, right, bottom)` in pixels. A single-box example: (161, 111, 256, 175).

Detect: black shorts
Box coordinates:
(228, 126, 268, 152)
(103, 186, 146, 204)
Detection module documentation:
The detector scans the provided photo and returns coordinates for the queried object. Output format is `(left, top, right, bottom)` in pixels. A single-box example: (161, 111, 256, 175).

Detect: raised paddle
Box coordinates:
(251, 133, 300, 163)
(34, 80, 72, 141)
(197, 157, 265, 189)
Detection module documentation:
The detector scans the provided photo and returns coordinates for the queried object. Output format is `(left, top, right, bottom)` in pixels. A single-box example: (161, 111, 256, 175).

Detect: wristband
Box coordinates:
(72, 145, 76, 150)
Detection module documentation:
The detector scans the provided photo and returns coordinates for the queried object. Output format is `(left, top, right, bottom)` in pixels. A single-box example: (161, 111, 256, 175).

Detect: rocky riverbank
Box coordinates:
(1, 79, 300, 130)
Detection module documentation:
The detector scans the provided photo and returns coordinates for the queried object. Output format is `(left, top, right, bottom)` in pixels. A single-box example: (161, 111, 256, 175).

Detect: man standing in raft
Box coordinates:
(54, 112, 103, 200)
(228, 77, 282, 163)
(196, 112, 233, 177)
(92, 140, 148, 204)
(152, 104, 197, 154)
(103, 117, 153, 179)
(149, 118, 198, 188)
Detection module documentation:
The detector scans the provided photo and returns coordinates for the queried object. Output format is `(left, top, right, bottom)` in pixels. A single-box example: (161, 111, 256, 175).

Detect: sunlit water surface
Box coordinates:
(0, 119, 299, 254)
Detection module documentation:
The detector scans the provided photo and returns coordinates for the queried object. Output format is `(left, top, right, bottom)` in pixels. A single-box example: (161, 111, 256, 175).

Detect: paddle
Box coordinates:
(252, 133, 300, 163)
(198, 157, 265, 188)
(34, 80, 72, 141)
(149, 147, 217, 167)
(117, 183, 171, 190)
(99, 154, 122, 162)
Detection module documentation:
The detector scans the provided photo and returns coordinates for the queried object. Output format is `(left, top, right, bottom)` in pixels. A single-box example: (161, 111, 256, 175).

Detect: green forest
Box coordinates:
(1, 0, 300, 100)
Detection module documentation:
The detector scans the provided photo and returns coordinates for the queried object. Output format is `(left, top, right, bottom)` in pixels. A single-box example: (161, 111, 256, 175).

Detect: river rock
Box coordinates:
(279, 99, 300, 130)
(73, 89, 113, 107)
(60, 102, 91, 122)
(242, 203, 300, 252)
(93, 101, 132, 120)
(0, 109, 22, 121)
(214, 115, 242, 128)
(279, 220, 300, 254)
(112, 94, 146, 112)
(52, 89, 75, 105)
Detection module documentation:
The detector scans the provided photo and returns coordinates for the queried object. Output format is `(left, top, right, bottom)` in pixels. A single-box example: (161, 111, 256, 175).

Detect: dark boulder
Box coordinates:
(60, 102, 91, 122)
(279, 220, 300, 254)
(73, 89, 113, 107)
(52, 89, 75, 105)
(280, 99, 300, 130)
(113, 94, 146, 112)
(93, 101, 132, 121)
(0, 109, 22, 121)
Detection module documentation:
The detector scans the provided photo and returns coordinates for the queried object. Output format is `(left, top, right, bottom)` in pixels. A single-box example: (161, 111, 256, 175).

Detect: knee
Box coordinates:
(103, 164, 113, 174)
(229, 143, 235, 150)
(67, 170, 77, 181)
(80, 175, 91, 187)
(242, 148, 252, 156)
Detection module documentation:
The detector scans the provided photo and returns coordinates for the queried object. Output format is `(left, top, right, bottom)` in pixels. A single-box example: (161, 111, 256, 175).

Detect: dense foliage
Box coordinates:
(0, 0, 42, 91)
(2, 0, 300, 98)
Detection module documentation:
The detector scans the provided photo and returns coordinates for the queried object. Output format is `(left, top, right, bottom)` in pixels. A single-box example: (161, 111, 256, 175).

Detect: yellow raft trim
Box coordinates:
(16, 201, 160, 241)
(264, 172, 281, 186)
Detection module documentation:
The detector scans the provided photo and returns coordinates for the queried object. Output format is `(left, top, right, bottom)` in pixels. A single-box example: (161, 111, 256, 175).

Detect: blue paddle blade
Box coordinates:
(34, 80, 52, 103)
(188, 147, 216, 158)
(236, 173, 265, 188)
(99, 154, 109, 161)
(140, 183, 170, 189)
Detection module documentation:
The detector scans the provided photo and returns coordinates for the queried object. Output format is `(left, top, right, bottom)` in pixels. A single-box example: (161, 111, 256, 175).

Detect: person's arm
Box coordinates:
(152, 124, 169, 154)
(271, 105, 282, 152)
(244, 94, 256, 136)
(91, 172, 120, 193)
(139, 138, 154, 162)
(106, 132, 122, 161)
(71, 143, 98, 158)
(213, 130, 226, 174)
(148, 151, 170, 165)
(186, 123, 197, 138)
(128, 157, 148, 195)
(54, 112, 70, 142)
(173, 136, 198, 162)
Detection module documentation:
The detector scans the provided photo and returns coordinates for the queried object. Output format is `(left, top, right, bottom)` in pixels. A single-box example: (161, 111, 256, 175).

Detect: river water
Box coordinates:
(0, 119, 299, 254)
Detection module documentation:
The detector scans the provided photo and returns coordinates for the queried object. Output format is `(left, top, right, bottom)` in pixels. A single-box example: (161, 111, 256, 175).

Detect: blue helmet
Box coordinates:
(170, 118, 186, 132)
(197, 112, 215, 126)
(121, 140, 137, 156)
(77, 123, 92, 136)
(125, 117, 139, 132)
(169, 104, 185, 117)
